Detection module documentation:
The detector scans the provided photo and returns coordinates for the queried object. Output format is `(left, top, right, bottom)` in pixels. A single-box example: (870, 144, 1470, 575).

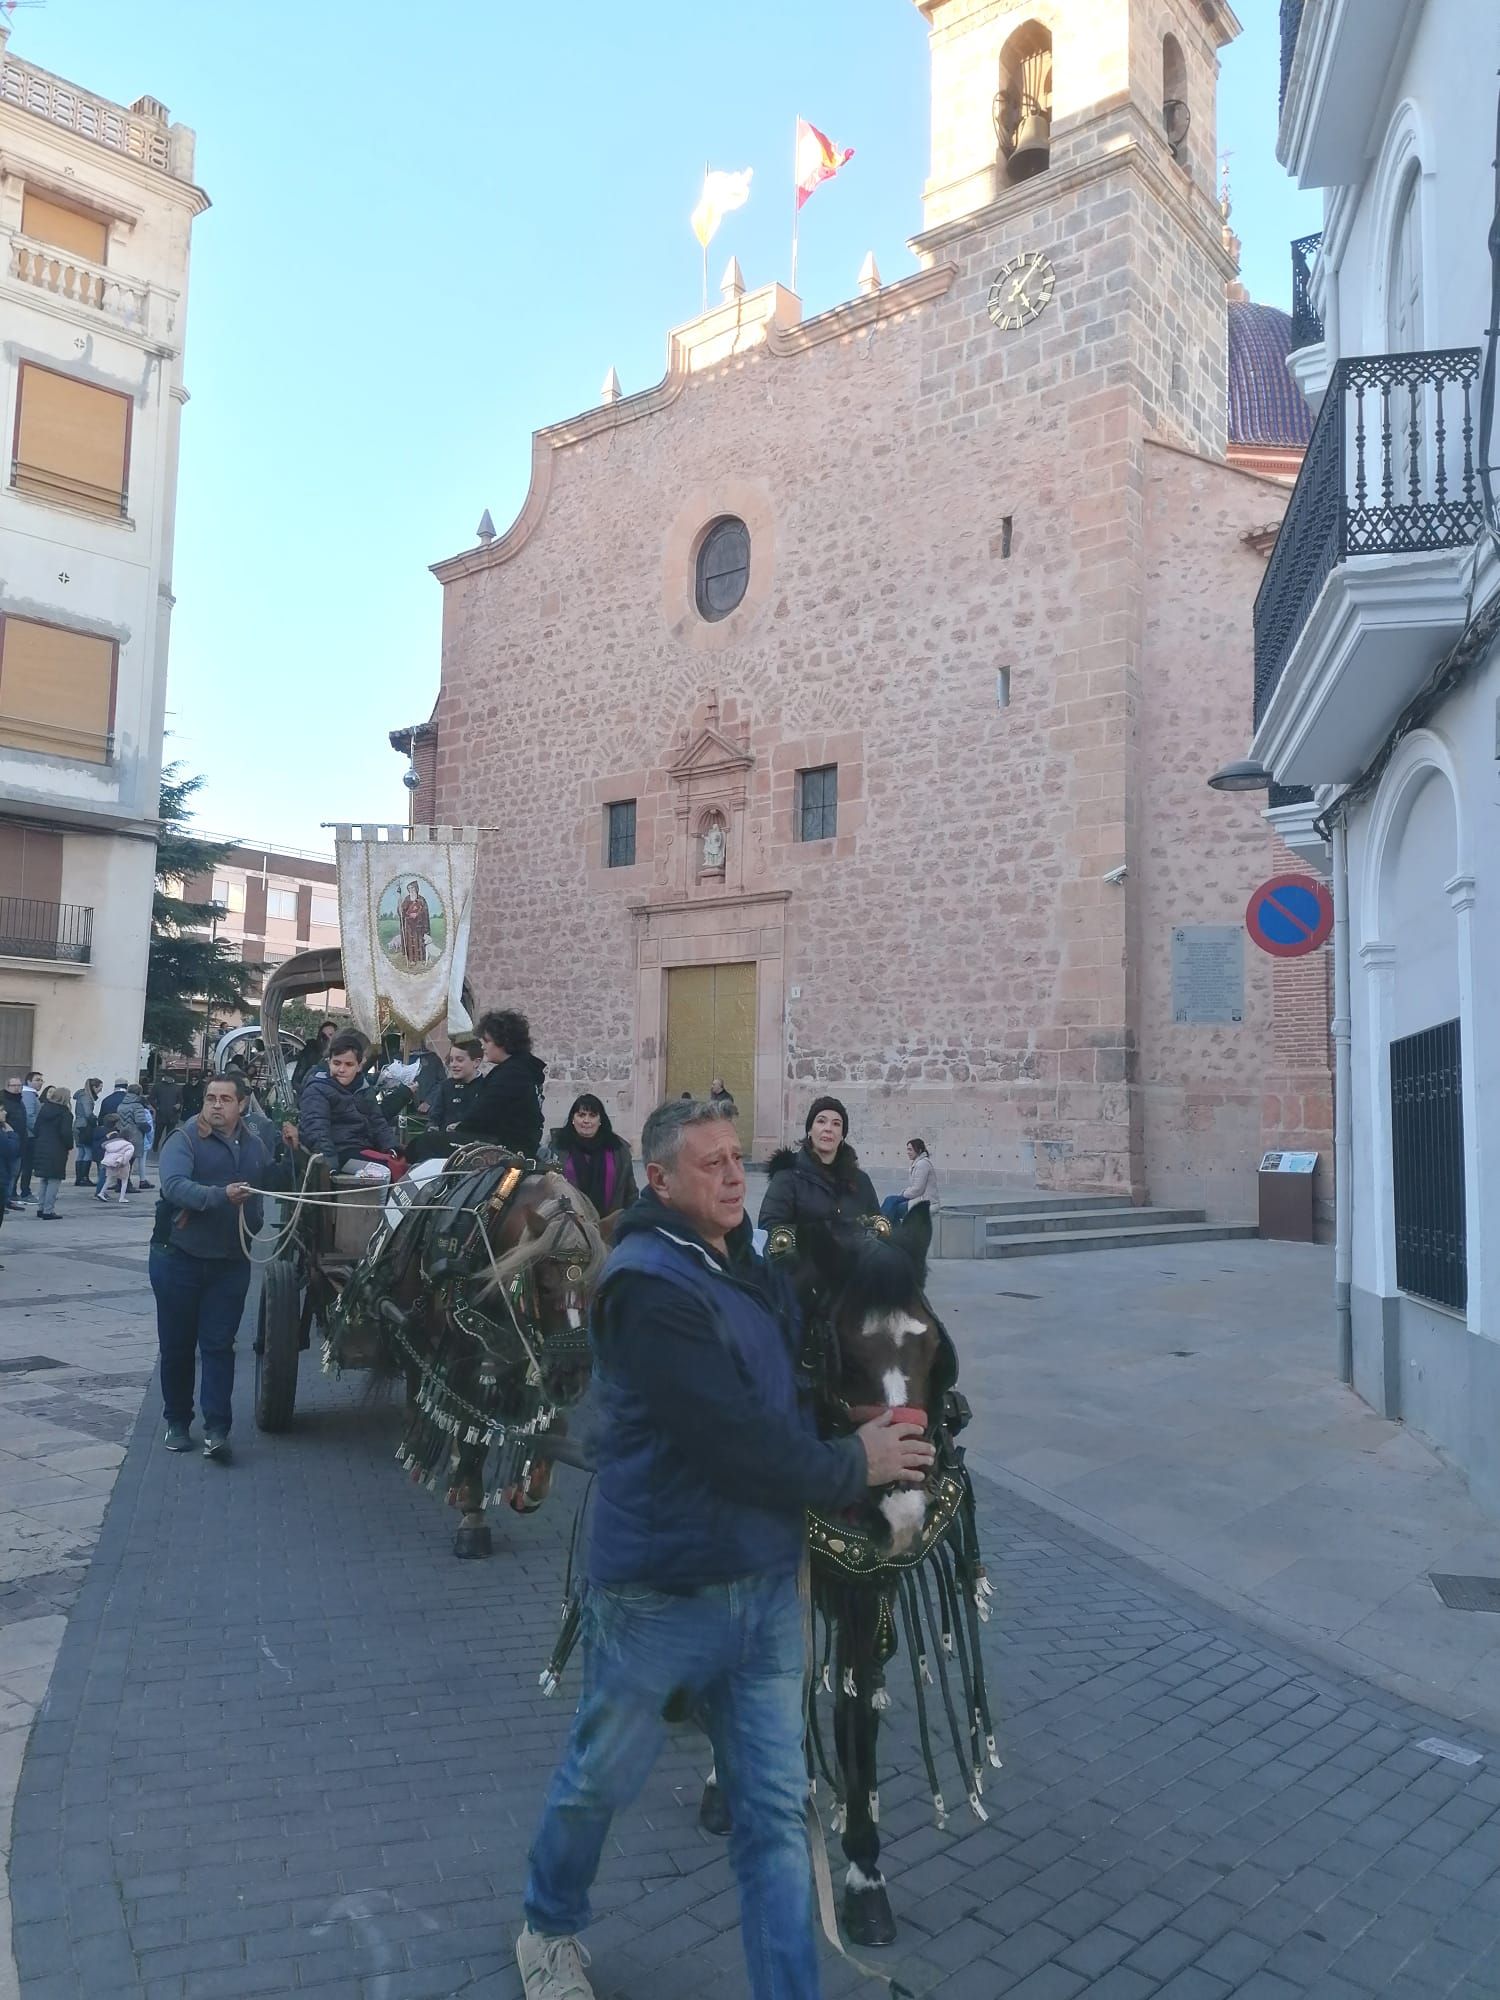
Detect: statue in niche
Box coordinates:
(700, 817, 727, 874)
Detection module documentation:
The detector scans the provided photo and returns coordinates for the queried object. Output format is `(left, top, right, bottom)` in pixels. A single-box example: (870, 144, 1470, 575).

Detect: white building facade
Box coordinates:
(1247, 0, 1500, 1510)
(0, 25, 206, 1084)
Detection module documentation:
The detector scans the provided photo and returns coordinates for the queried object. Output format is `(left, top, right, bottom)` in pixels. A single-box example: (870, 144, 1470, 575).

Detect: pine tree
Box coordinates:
(144, 766, 257, 1057)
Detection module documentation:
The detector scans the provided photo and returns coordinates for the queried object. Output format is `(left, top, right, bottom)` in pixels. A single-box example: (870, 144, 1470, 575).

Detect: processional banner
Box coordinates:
(332, 824, 478, 1042)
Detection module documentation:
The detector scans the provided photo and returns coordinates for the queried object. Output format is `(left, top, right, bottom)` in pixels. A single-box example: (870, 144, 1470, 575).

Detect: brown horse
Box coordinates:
(332, 1148, 607, 1557)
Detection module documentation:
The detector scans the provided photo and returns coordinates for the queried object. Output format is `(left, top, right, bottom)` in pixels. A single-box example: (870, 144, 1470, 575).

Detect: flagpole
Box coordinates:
(702, 157, 710, 313)
(790, 116, 800, 297)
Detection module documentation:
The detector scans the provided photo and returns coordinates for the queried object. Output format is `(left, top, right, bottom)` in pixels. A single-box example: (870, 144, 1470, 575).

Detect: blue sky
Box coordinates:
(16, 0, 1319, 850)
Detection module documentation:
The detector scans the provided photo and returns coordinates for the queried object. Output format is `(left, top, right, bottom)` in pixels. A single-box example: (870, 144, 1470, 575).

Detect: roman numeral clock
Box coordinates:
(987, 251, 1056, 331)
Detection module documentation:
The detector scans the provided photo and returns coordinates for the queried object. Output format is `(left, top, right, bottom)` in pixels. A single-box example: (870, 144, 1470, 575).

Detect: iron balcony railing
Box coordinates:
(0, 897, 93, 964)
(1252, 347, 1485, 726)
(1290, 233, 1323, 348)
(1280, 0, 1305, 111)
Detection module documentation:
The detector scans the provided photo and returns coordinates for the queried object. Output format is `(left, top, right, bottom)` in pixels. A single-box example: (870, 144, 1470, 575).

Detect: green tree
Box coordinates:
(144, 766, 257, 1057)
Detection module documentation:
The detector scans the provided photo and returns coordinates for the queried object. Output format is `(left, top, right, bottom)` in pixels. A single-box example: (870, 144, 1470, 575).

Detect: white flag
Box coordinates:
(334, 826, 478, 1043)
(692, 167, 752, 248)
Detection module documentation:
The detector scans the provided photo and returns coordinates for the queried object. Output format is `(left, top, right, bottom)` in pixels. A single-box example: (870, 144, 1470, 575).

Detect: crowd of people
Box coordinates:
(0, 1070, 190, 1260)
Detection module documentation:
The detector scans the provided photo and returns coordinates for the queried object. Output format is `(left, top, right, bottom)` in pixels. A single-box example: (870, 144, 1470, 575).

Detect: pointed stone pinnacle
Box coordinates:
(720, 256, 746, 303)
(600, 367, 622, 404)
(858, 252, 882, 297)
(475, 509, 496, 544)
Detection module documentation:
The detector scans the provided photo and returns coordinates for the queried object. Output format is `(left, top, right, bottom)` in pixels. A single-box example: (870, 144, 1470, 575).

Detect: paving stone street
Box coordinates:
(5, 1194, 1500, 1998)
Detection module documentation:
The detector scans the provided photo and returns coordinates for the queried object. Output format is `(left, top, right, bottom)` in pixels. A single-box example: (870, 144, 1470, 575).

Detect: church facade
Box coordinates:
(401, 0, 1334, 1223)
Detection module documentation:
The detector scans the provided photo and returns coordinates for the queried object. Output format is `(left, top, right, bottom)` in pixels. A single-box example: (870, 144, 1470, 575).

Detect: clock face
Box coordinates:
(987, 252, 1056, 331)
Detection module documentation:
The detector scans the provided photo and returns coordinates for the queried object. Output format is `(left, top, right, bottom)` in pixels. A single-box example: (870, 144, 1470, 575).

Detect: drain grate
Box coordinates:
(0, 1355, 67, 1375)
(994, 1290, 1041, 1301)
(1429, 1574, 1500, 1614)
(1170, 1350, 1197, 1358)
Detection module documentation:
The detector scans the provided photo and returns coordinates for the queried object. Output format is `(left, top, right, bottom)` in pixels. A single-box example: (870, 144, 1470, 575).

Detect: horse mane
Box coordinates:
(801, 1219, 923, 1320)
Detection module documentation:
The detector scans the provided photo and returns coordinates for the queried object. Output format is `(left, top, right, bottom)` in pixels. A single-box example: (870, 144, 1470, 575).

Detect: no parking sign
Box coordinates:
(1245, 874, 1334, 958)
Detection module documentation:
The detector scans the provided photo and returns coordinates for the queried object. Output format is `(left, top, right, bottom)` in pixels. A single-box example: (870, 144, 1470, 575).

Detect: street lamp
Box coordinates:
(1206, 759, 1272, 793)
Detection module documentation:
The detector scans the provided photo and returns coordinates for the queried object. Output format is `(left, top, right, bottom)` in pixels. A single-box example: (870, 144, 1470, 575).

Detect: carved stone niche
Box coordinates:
(667, 699, 756, 900)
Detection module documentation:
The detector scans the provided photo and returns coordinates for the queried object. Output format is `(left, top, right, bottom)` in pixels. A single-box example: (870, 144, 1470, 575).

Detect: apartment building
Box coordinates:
(1237, 0, 1500, 1509)
(0, 25, 207, 1080)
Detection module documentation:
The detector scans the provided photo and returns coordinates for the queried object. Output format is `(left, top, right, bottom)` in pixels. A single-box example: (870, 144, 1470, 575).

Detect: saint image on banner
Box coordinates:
(378, 876, 447, 967)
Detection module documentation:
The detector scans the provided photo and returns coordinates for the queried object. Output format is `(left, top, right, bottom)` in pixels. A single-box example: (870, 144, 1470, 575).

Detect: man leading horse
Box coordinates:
(516, 1096, 933, 2000)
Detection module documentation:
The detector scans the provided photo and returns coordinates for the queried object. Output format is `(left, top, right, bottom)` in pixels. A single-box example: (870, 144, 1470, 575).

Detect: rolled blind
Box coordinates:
(0, 617, 115, 763)
(21, 191, 109, 265)
(14, 364, 130, 515)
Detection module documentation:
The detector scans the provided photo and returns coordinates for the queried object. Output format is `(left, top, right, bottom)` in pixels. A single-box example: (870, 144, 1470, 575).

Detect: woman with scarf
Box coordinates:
(550, 1094, 637, 1224)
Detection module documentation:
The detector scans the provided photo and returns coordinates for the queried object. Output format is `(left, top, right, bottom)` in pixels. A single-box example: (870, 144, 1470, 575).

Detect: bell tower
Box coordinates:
(912, 0, 1241, 457)
(914, 0, 1236, 225)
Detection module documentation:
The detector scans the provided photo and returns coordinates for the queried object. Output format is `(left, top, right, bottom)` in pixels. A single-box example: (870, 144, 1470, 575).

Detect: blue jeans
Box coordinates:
(880, 1195, 909, 1223)
(35, 1177, 62, 1218)
(526, 1570, 820, 1999)
(148, 1245, 251, 1435)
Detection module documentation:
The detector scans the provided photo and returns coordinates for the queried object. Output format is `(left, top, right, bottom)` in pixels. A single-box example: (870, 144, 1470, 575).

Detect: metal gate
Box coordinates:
(1390, 1018, 1467, 1312)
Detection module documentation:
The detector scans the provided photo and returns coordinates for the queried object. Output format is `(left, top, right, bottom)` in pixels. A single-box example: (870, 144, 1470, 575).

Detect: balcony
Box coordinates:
(0, 897, 93, 966)
(1289, 234, 1323, 349)
(1251, 348, 1484, 787)
(8, 233, 159, 337)
(1277, 0, 1410, 187)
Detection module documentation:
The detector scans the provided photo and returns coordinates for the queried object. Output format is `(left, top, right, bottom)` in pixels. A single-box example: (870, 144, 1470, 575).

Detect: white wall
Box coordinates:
(1324, 0, 1500, 365)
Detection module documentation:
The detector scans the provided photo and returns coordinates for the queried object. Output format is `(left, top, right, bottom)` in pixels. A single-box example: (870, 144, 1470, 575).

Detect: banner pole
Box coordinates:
(790, 116, 800, 295)
(702, 157, 709, 313)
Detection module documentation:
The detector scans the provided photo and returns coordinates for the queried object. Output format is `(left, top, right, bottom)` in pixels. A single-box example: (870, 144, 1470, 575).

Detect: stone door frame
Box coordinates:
(631, 889, 790, 1163)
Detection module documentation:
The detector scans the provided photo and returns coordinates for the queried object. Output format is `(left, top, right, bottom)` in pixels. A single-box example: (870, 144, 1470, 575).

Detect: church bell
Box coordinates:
(1009, 101, 1051, 179)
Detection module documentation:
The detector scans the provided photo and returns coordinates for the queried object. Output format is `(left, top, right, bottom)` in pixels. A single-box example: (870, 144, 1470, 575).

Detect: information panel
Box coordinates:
(1171, 925, 1244, 1025)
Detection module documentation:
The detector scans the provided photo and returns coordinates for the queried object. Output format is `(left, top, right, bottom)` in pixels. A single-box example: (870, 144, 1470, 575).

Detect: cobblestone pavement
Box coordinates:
(0, 1191, 159, 1999)
(12, 1354, 1500, 2000)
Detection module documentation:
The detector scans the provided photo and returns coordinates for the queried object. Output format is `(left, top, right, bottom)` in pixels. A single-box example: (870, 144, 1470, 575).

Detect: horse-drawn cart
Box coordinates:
(213, 948, 474, 1433)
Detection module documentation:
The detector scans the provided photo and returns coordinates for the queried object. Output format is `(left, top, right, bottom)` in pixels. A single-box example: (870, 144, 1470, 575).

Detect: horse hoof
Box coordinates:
(843, 1880, 896, 1948)
(452, 1523, 493, 1560)
(698, 1779, 732, 1837)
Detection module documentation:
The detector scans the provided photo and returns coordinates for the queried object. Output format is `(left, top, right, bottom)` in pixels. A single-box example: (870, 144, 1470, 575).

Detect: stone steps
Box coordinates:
(983, 1217, 1259, 1259)
(936, 1193, 1257, 1259)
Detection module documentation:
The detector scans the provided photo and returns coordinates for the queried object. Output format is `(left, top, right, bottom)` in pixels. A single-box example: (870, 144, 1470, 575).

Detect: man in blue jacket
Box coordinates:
(516, 1098, 934, 2000)
(152, 1074, 272, 1462)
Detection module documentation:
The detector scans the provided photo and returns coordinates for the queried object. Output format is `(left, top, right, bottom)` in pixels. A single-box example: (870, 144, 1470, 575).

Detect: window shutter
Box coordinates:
(21, 191, 109, 265)
(0, 617, 116, 762)
(14, 364, 131, 515)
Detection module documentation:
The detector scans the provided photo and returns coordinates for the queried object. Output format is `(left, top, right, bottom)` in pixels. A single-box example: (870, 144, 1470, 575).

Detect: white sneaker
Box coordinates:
(516, 1925, 594, 2000)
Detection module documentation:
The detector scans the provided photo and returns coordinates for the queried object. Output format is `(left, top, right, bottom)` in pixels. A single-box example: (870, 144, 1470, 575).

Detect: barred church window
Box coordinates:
(797, 765, 837, 843)
(695, 518, 750, 622)
(606, 800, 637, 868)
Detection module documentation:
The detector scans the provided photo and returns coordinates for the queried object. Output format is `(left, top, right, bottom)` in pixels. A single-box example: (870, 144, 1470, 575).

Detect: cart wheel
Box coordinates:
(254, 1260, 302, 1432)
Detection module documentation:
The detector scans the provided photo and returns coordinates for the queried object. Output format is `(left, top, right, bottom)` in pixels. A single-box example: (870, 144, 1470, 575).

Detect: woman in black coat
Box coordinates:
(31, 1088, 75, 1219)
(550, 1094, 638, 1223)
(757, 1095, 880, 1234)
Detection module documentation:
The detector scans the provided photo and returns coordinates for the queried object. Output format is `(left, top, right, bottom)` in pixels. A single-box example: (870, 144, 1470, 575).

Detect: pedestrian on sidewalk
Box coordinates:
(150, 1074, 273, 1463)
(0, 1108, 19, 1263)
(17, 1070, 42, 1203)
(148, 1073, 181, 1148)
(99, 1128, 134, 1202)
(31, 1088, 74, 1219)
(881, 1138, 938, 1285)
(0, 1081, 24, 1210)
(113, 1083, 153, 1192)
(73, 1079, 101, 1186)
(515, 1096, 934, 2000)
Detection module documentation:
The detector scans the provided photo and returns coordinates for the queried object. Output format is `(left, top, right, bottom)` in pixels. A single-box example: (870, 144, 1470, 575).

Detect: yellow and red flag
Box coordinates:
(795, 118, 854, 210)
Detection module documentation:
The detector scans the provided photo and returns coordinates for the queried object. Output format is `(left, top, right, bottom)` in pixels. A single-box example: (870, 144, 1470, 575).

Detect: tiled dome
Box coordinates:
(1228, 300, 1314, 448)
